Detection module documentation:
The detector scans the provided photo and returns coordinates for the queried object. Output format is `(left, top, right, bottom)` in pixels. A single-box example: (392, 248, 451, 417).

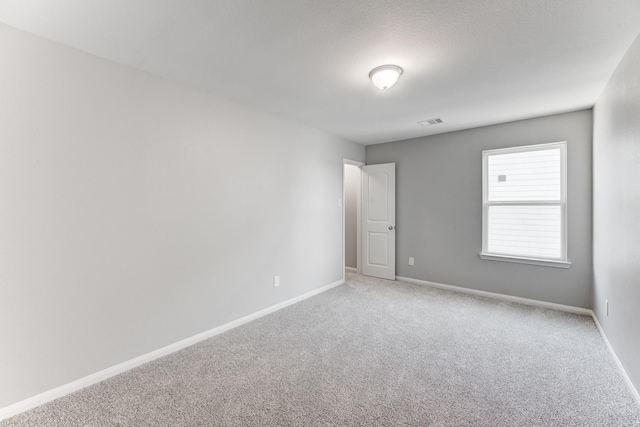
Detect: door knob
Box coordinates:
(389, 226, 394, 230)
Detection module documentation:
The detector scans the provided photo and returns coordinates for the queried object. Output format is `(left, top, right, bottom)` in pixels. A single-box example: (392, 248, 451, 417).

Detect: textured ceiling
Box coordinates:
(1, 0, 639, 145)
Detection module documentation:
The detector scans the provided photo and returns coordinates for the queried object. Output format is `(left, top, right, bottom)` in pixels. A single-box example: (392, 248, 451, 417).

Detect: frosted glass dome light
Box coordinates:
(369, 65, 403, 89)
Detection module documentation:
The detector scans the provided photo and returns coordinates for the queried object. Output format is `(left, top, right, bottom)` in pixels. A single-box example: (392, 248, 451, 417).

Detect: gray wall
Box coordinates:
(0, 24, 364, 408)
(344, 165, 359, 269)
(366, 110, 593, 308)
(593, 32, 640, 394)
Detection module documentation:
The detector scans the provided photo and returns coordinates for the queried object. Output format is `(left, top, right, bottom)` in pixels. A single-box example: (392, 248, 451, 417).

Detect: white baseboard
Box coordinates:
(396, 276, 591, 315)
(590, 313, 640, 408)
(396, 275, 640, 409)
(344, 267, 357, 272)
(0, 279, 344, 422)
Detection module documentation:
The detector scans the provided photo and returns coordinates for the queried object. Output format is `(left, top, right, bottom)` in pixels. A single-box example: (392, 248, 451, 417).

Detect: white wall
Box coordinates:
(593, 32, 640, 395)
(366, 111, 593, 308)
(0, 23, 364, 408)
(344, 165, 359, 269)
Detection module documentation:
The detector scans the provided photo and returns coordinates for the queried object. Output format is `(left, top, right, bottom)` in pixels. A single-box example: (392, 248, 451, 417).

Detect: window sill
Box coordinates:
(479, 253, 571, 269)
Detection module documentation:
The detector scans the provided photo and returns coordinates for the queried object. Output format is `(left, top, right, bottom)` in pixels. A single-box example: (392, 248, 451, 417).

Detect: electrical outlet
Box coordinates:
(408, 257, 414, 266)
(605, 299, 609, 316)
(274, 276, 280, 287)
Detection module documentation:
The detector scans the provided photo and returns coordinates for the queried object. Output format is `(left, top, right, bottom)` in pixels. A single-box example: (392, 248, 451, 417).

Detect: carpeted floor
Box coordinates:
(3, 271, 640, 426)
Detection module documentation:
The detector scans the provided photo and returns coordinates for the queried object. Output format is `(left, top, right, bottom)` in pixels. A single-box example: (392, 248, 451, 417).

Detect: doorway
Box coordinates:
(343, 160, 363, 278)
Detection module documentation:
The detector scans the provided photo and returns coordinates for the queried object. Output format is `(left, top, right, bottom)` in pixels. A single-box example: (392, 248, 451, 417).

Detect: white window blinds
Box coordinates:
(487, 205, 562, 258)
(487, 149, 561, 202)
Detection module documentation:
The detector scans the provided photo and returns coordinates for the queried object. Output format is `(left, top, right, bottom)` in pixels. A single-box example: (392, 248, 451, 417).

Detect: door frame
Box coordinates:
(343, 159, 364, 282)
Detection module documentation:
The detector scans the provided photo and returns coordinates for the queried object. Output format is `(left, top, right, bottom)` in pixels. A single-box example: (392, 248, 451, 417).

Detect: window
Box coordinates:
(480, 142, 570, 268)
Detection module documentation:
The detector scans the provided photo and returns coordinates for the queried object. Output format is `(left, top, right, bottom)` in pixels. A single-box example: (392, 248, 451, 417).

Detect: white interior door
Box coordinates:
(362, 163, 395, 280)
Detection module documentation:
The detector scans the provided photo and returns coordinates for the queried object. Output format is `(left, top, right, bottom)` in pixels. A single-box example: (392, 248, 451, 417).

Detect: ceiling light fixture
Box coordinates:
(369, 64, 403, 89)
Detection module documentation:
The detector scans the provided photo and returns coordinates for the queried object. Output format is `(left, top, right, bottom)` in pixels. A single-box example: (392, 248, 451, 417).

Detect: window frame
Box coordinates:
(480, 141, 571, 268)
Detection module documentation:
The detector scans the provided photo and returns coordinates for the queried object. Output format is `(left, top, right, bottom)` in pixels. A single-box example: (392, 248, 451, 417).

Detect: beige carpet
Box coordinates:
(3, 271, 639, 426)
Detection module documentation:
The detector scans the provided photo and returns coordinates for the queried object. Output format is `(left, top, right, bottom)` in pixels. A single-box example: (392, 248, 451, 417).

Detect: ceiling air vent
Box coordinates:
(418, 117, 444, 127)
